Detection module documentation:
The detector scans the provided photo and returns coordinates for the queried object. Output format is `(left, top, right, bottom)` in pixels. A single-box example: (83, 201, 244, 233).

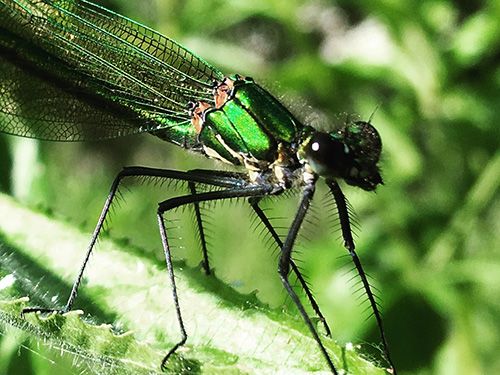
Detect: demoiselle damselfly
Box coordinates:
(0, 1, 397, 373)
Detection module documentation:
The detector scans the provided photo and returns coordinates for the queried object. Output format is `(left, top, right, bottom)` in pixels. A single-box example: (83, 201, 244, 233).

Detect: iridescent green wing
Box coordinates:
(0, 0, 223, 146)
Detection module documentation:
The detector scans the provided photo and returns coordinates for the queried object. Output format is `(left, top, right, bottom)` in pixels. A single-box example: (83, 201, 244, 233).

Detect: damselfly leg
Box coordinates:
(154, 172, 340, 373)
(327, 181, 397, 373)
(22, 166, 334, 370)
(22, 165, 396, 374)
(188, 172, 332, 337)
(249, 197, 332, 337)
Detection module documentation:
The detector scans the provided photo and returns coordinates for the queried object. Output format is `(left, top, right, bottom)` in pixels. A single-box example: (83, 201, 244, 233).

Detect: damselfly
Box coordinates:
(0, 1, 397, 373)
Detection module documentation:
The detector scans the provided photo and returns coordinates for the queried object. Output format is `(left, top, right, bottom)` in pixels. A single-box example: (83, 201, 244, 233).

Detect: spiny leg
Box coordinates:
(188, 181, 210, 275)
(327, 180, 397, 375)
(278, 181, 338, 375)
(157, 184, 280, 369)
(249, 197, 332, 337)
(184, 169, 257, 274)
(184, 169, 250, 276)
(23, 167, 128, 316)
(157, 210, 188, 370)
(21, 167, 250, 316)
(187, 176, 330, 336)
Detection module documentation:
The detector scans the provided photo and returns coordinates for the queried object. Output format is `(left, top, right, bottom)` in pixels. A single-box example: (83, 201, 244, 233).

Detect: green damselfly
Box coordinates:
(0, 0, 397, 373)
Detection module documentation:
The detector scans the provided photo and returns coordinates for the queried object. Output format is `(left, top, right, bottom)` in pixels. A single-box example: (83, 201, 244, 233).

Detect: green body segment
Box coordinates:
(199, 77, 303, 166)
(232, 78, 300, 143)
(215, 99, 274, 161)
(199, 111, 245, 165)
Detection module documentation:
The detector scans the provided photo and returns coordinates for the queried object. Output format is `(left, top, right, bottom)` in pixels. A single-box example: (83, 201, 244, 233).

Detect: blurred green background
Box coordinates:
(1, 0, 500, 374)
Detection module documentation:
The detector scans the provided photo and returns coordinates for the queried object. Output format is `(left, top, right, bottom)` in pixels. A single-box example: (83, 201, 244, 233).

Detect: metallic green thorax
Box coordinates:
(191, 75, 303, 184)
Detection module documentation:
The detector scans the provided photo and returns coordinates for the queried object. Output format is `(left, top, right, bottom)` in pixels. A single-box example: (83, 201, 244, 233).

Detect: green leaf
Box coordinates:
(0, 194, 387, 374)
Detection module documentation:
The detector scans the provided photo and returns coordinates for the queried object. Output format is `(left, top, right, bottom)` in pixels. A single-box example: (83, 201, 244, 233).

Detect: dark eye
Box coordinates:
(304, 132, 349, 178)
(302, 127, 383, 191)
(349, 121, 382, 165)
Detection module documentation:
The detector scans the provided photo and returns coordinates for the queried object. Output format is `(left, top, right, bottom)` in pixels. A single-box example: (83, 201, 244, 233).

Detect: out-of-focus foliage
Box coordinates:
(1, 0, 499, 374)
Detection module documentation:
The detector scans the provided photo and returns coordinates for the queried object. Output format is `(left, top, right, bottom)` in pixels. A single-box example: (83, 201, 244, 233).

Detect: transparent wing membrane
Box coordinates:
(0, 0, 222, 141)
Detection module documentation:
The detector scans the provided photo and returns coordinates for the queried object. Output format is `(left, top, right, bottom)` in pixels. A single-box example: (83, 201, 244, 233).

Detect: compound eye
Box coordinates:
(304, 132, 347, 177)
